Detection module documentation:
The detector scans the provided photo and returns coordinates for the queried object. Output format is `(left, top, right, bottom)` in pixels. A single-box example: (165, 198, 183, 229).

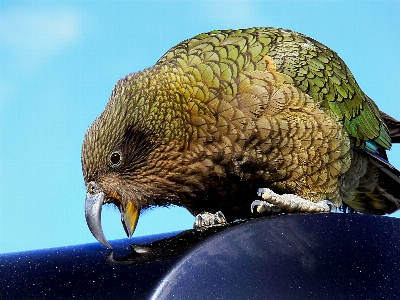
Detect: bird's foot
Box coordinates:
(194, 211, 227, 229)
(251, 188, 335, 214)
(251, 200, 282, 213)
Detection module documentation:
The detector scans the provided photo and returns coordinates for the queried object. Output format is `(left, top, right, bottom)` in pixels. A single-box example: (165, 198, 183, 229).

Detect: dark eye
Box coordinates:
(110, 152, 121, 166)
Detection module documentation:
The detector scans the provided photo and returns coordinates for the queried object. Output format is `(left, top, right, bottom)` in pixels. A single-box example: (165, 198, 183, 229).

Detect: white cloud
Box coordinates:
(0, 7, 82, 74)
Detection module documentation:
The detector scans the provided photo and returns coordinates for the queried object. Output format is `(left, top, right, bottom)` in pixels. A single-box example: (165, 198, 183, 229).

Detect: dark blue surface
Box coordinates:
(1, 214, 399, 299)
(0, 231, 183, 299)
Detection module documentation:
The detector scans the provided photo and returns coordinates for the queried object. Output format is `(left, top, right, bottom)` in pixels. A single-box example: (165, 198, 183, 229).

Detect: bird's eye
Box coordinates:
(110, 152, 121, 166)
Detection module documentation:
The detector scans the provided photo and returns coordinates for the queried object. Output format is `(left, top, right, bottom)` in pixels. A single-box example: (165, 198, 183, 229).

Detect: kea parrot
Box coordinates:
(82, 27, 400, 248)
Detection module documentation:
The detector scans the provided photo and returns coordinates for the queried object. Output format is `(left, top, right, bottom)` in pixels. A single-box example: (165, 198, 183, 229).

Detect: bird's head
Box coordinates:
(82, 121, 158, 249)
(81, 73, 188, 248)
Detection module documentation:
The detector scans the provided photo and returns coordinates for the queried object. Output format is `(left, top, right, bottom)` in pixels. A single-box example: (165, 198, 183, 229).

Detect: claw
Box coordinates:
(194, 214, 204, 228)
(251, 200, 282, 214)
(319, 200, 336, 212)
(194, 211, 227, 228)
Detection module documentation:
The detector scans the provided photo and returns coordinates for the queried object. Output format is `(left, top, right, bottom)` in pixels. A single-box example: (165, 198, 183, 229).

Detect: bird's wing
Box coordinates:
(267, 30, 391, 150)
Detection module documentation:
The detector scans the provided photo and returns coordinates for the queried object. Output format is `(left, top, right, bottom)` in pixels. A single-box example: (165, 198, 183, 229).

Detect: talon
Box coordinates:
(194, 214, 204, 228)
(251, 200, 263, 213)
(318, 200, 336, 212)
(251, 200, 282, 214)
(215, 211, 226, 224)
(194, 211, 227, 229)
(257, 188, 270, 197)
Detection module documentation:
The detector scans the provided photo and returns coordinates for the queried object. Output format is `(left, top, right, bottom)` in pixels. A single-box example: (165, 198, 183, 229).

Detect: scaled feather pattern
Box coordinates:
(81, 28, 400, 248)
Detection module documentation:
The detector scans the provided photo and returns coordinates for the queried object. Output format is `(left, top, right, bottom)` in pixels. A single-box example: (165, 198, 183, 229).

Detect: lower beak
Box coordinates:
(120, 201, 140, 239)
(84, 182, 140, 249)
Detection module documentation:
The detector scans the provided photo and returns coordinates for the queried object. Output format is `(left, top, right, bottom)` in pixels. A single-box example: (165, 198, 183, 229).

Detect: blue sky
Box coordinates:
(1, 0, 399, 253)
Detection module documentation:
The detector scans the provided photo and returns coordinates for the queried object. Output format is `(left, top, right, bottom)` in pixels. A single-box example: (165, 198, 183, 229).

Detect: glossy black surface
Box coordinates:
(1, 214, 399, 299)
(0, 231, 182, 299)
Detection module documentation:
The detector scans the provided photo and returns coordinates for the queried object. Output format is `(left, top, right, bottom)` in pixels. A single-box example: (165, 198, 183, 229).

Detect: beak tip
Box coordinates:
(121, 219, 133, 239)
(85, 189, 113, 249)
(101, 240, 113, 250)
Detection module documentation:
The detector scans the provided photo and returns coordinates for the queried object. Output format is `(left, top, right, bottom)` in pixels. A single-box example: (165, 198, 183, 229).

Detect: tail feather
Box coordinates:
(344, 150, 400, 215)
(380, 110, 400, 143)
(364, 149, 400, 183)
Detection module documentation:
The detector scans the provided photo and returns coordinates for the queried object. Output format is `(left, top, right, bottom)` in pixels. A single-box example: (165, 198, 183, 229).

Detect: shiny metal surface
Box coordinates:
(1, 214, 399, 299)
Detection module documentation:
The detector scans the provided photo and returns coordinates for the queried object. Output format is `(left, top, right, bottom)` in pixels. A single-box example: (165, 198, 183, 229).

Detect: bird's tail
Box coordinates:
(343, 150, 400, 215)
(380, 110, 400, 143)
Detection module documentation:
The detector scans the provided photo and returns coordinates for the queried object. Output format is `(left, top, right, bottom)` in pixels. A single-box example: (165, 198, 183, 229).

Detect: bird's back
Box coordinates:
(157, 27, 390, 150)
(152, 27, 399, 214)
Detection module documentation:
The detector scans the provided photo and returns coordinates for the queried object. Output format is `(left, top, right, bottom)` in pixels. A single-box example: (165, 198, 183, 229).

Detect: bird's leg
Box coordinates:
(251, 188, 335, 214)
(194, 211, 227, 229)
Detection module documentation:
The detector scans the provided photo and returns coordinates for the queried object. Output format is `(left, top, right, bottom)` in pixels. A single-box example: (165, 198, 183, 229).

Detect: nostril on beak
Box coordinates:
(87, 181, 102, 195)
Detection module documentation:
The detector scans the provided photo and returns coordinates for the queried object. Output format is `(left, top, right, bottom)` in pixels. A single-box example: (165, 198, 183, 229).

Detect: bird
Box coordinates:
(82, 27, 400, 249)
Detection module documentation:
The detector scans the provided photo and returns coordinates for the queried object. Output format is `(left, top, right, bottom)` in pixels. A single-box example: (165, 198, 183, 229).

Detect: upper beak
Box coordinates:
(84, 181, 140, 249)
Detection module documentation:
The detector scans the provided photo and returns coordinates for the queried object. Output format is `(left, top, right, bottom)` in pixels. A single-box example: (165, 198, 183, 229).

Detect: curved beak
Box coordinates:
(84, 181, 140, 249)
(85, 189, 112, 249)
